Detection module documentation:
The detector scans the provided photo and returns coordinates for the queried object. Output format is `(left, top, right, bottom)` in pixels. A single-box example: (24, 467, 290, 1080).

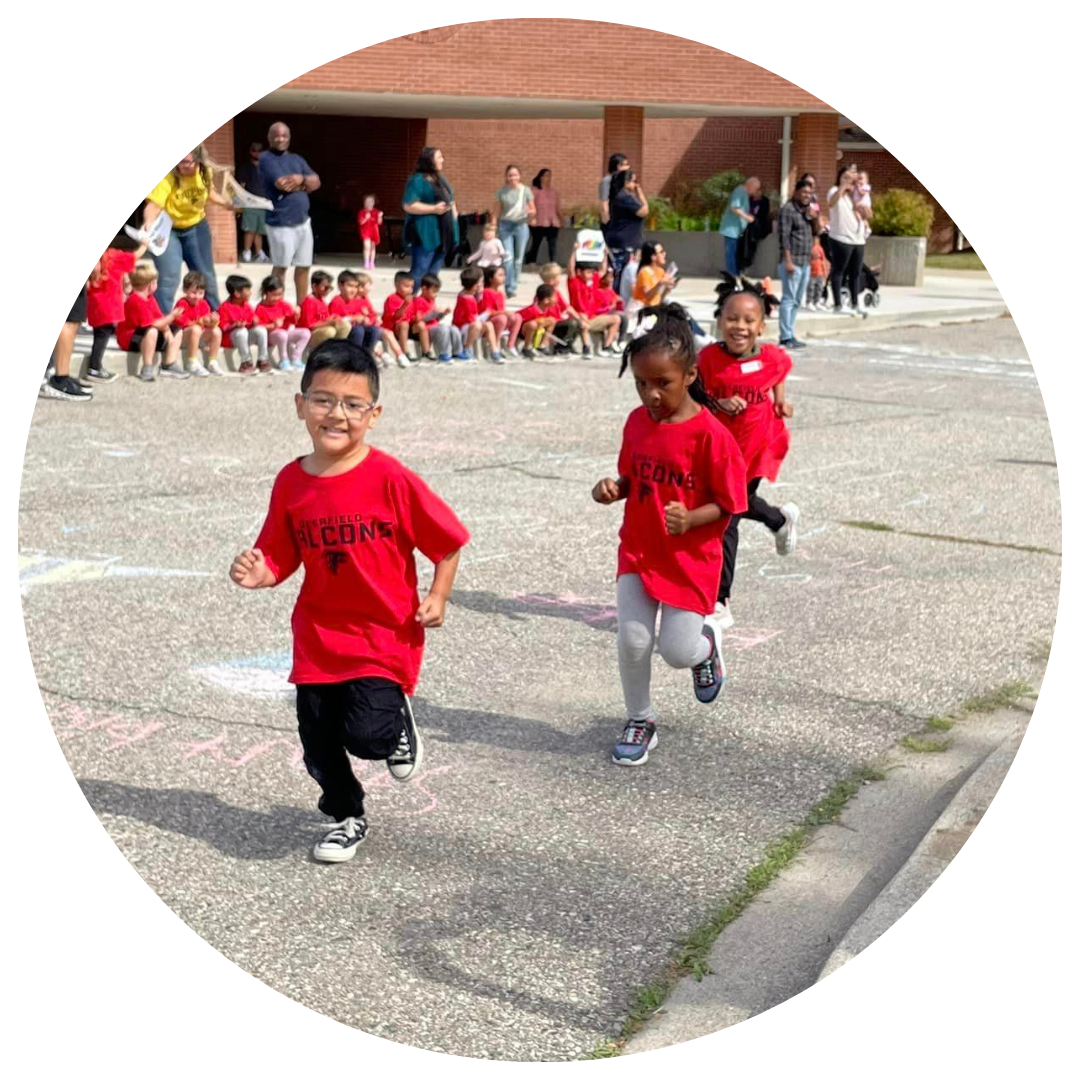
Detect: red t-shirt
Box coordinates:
(297, 294, 331, 330)
(254, 449, 471, 691)
(616, 406, 748, 615)
(357, 208, 383, 242)
(549, 290, 569, 318)
(87, 248, 136, 327)
(382, 293, 411, 330)
(172, 297, 211, 329)
(568, 274, 598, 318)
(329, 295, 374, 323)
(255, 299, 296, 328)
(517, 303, 553, 324)
(593, 286, 624, 314)
(218, 300, 255, 348)
(697, 343, 794, 483)
(480, 288, 505, 315)
(452, 293, 479, 328)
(116, 291, 163, 350)
(409, 295, 442, 324)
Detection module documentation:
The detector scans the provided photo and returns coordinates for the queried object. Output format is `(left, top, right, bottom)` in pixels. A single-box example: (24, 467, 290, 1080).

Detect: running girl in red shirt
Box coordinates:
(593, 304, 747, 766)
(357, 195, 383, 270)
(230, 339, 469, 862)
(697, 280, 800, 630)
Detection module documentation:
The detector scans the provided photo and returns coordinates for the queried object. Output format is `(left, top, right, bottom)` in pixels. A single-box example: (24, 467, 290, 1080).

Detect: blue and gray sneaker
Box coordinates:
(612, 718, 658, 766)
(692, 623, 725, 703)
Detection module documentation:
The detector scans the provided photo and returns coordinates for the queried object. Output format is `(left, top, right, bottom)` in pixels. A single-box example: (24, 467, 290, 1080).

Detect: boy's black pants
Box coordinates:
(296, 677, 407, 821)
(719, 478, 786, 604)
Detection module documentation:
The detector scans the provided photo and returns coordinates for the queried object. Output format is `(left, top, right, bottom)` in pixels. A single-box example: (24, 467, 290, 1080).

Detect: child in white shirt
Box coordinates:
(467, 222, 507, 268)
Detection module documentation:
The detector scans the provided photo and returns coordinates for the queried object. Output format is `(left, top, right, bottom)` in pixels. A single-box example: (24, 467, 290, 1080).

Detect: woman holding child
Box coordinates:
(402, 147, 459, 288)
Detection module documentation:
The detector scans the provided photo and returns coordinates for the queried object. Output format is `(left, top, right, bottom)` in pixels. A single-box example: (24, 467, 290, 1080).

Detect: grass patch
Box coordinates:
(901, 735, 953, 753)
(582, 765, 885, 1059)
(1028, 639, 1052, 663)
(839, 520, 1060, 557)
(961, 680, 1034, 714)
(925, 251, 986, 271)
(924, 716, 955, 732)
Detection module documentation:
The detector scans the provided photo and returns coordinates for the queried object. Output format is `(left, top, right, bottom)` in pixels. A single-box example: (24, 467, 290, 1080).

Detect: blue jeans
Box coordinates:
(778, 261, 810, 342)
(347, 324, 381, 353)
(723, 235, 741, 277)
(498, 219, 530, 296)
(410, 246, 444, 290)
(152, 217, 219, 313)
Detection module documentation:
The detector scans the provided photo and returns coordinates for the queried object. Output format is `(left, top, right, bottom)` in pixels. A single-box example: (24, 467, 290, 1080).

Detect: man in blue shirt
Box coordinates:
(719, 176, 760, 277)
(258, 122, 321, 304)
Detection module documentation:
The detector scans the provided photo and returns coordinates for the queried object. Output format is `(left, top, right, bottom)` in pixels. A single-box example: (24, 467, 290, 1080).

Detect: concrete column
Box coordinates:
(602, 105, 645, 181)
(791, 112, 839, 215)
(204, 117, 237, 265)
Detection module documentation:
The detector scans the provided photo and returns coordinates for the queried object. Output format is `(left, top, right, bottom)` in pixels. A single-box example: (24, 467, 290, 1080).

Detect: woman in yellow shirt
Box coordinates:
(142, 145, 233, 312)
(629, 241, 677, 318)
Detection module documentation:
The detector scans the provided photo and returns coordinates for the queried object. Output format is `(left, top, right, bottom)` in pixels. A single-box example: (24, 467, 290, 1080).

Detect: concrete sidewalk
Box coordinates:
(623, 686, 1036, 1056)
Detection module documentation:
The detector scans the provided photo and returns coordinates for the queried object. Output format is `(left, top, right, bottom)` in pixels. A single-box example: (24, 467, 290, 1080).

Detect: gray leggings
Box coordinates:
(231, 325, 269, 362)
(617, 573, 710, 721)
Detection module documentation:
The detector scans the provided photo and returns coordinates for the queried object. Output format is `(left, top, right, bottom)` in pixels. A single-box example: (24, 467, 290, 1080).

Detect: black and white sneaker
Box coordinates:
(691, 623, 725, 704)
(312, 816, 368, 862)
(387, 698, 423, 781)
(612, 718, 658, 766)
(86, 367, 119, 382)
(39, 376, 93, 402)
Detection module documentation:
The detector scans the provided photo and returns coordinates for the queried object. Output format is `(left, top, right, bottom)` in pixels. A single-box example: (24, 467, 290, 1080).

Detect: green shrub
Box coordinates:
(869, 189, 935, 238)
(696, 170, 745, 218)
(565, 204, 600, 228)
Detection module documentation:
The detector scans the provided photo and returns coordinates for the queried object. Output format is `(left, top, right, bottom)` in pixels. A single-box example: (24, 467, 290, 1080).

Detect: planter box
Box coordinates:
(864, 236, 926, 287)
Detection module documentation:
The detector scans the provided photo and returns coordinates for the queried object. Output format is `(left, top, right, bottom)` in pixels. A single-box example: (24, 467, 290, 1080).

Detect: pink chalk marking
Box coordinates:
(723, 627, 784, 651)
(854, 582, 890, 596)
(181, 734, 299, 769)
(107, 721, 166, 750)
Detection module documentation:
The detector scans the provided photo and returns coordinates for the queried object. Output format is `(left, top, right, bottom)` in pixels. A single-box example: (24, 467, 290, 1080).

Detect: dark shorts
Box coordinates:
(296, 676, 406, 761)
(128, 327, 167, 353)
(67, 286, 88, 325)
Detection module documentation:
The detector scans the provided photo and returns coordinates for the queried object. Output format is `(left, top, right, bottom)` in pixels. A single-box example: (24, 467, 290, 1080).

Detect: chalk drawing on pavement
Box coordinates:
(191, 653, 293, 700)
(19, 550, 210, 595)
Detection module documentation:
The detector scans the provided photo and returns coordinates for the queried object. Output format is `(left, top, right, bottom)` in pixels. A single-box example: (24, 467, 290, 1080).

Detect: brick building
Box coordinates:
(203, 20, 955, 262)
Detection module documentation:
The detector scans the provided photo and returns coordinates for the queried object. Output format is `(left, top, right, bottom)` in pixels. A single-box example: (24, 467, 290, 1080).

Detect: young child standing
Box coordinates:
(86, 233, 145, 382)
(453, 266, 500, 363)
(230, 340, 469, 862)
(220, 274, 271, 376)
(807, 237, 830, 311)
(592, 304, 747, 766)
(298, 270, 352, 357)
(256, 275, 310, 371)
(357, 195, 383, 270)
(697, 283, 800, 630)
(116, 262, 190, 382)
(466, 222, 507, 268)
(172, 271, 222, 376)
(480, 265, 522, 358)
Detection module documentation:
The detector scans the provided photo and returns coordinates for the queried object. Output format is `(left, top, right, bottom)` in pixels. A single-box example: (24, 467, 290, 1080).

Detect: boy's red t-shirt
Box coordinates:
(568, 274, 597, 318)
(516, 303, 551, 324)
(480, 288, 505, 315)
(697, 342, 793, 483)
(452, 292, 479, 328)
(172, 297, 211, 329)
(255, 299, 296, 328)
(381, 292, 411, 330)
(549, 290, 569, 318)
(87, 248, 136, 327)
(297, 294, 330, 330)
(218, 300, 256, 348)
(116, 291, 163, 350)
(616, 406, 747, 615)
(409, 295, 441, 323)
(254, 448, 471, 692)
(329, 294, 374, 322)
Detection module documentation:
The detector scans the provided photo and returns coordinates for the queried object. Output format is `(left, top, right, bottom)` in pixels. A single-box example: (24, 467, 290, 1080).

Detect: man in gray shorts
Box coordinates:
(258, 122, 322, 304)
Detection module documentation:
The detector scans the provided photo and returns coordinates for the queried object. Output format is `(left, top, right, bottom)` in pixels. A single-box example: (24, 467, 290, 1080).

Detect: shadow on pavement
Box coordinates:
(451, 589, 617, 632)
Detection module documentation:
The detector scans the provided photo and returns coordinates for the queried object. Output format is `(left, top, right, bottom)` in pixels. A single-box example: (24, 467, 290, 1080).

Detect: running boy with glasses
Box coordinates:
(229, 340, 470, 863)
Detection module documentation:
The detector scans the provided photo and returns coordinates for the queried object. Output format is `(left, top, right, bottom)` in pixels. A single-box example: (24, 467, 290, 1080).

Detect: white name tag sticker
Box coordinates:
(740, 359, 763, 374)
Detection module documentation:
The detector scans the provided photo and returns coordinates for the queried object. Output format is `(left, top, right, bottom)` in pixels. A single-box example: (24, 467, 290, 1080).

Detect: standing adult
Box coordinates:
(402, 146, 459, 288)
(777, 180, 816, 349)
(825, 165, 866, 315)
(493, 165, 535, 298)
(143, 146, 231, 312)
(719, 176, 761, 278)
(526, 168, 561, 266)
(235, 142, 270, 264)
(606, 169, 649, 292)
(598, 154, 631, 234)
(258, 122, 321, 307)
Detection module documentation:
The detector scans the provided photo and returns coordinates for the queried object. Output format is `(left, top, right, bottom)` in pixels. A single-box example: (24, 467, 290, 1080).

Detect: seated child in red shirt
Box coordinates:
(219, 274, 270, 376)
(516, 283, 560, 359)
(567, 247, 621, 357)
(330, 269, 382, 363)
(298, 270, 351, 359)
(379, 271, 415, 368)
(230, 339, 470, 862)
(172, 271, 222, 377)
(256, 274, 309, 372)
(592, 303, 747, 766)
(116, 262, 190, 382)
(403, 274, 462, 364)
(593, 266, 628, 344)
(452, 266, 499, 363)
(481, 265, 523, 358)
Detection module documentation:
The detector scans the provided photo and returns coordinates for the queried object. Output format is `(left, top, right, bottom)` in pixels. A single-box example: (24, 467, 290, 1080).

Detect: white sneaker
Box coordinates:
(712, 600, 735, 630)
(186, 359, 210, 377)
(775, 503, 801, 555)
(241, 249, 252, 263)
(255, 251, 271, 264)
(312, 816, 368, 862)
(206, 358, 224, 376)
(396, 353, 413, 368)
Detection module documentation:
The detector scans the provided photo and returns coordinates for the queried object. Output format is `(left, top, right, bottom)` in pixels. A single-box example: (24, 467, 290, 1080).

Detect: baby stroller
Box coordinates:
(841, 263, 882, 309)
(446, 211, 485, 269)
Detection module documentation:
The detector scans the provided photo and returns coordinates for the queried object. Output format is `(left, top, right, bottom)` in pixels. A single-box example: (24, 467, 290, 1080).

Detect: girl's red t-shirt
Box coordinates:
(697, 342, 793, 483)
(480, 288, 505, 315)
(254, 448, 471, 692)
(255, 299, 296, 328)
(87, 248, 136, 327)
(358, 208, 383, 241)
(616, 406, 747, 615)
(218, 300, 256, 347)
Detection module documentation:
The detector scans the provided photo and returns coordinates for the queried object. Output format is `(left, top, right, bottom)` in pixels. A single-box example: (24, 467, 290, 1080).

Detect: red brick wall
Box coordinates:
(838, 149, 954, 252)
(791, 113, 839, 197)
(204, 119, 237, 263)
(288, 21, 829, 111)
(603, 106, 645, 177)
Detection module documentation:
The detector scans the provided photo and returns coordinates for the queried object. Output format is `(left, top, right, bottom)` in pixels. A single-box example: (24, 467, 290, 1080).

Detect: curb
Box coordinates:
(816, 716, 1026, 981)
(800, 304, 1009, 338)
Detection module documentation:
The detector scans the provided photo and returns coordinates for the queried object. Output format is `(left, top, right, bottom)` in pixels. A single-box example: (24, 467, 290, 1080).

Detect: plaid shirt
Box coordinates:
(779, 199, 815, 265)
